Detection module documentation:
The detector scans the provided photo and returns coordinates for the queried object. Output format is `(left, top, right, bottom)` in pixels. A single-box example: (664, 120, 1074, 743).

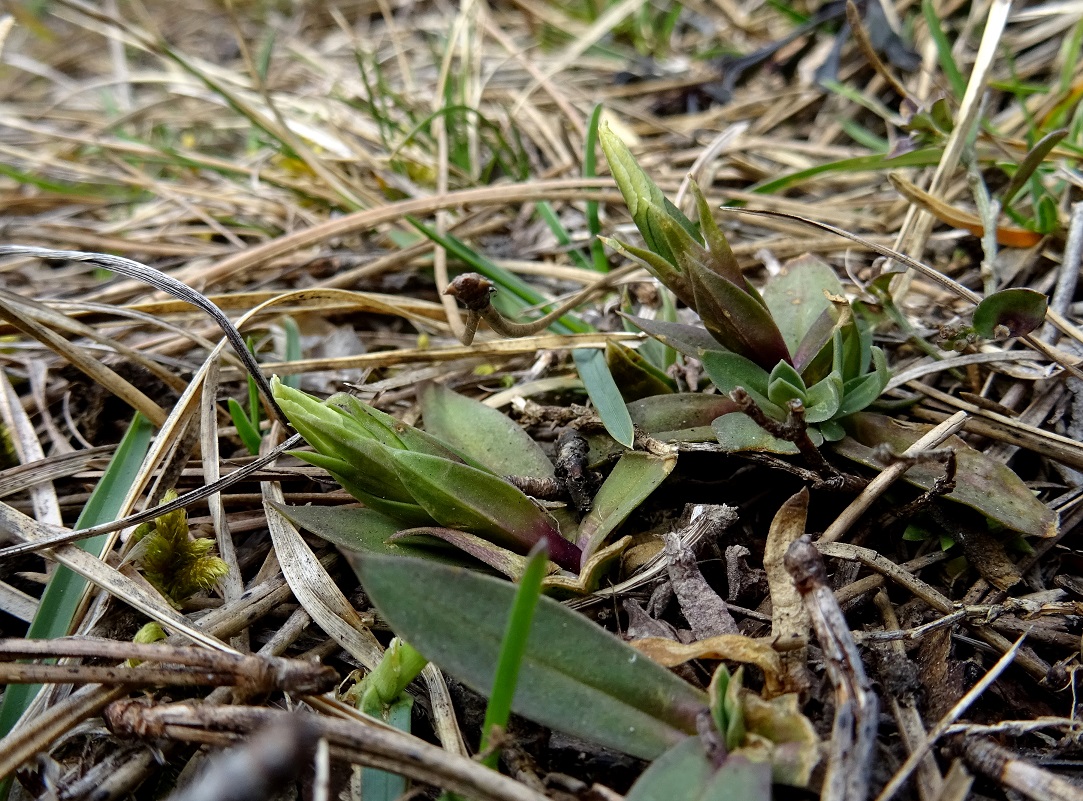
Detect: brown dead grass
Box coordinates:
(0, 0, 1082, 798)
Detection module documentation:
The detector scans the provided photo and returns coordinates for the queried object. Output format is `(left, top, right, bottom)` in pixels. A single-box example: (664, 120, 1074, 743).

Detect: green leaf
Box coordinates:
(627, 394, 742, 435)
(419, 384, 555, 480)
(227, 398, 263, 455)
(604, 237, 693, 308)
(0, 414, 155, 743)
(355, 554, 707, 759)
(626, 738, 772, 801)
(290, 445, 412, 507)
(577, 451, 677, 561)
(712, 414, 798, 455)
(573, 348, 636, 448)
(837, 374, 882, 418)
(625, 737, 714, 801)
(972, 288, 1048, 339)
(767, 361, 807, 409)
(480, 544, 549, 768)
(767, 376, 807, 409)
(270, 503, 459, 561)
(326, 392, 475, 465)
(700, 352, 780, 418)
(709, 666, 746, 752)
(387, 450, 583, 571)
(819, 420, 845, 441)
(599, 121, 699, 266)
(837, 413, 1058, 538)
(801, 371, 843, 423)
(684, 260, 792, 369)
(760, 256, 844, 357)
(361, 696, 413, 801)
(620, 314, 723, 359)
(606, 341, 677, 402)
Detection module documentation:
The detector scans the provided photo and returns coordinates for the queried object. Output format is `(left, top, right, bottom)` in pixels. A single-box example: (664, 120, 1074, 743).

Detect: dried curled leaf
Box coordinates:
(763, 490, 812, 694)
(631, 635, 784, 696)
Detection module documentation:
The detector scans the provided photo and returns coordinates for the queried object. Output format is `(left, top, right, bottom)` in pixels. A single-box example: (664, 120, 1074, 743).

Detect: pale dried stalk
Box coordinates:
(104, 702, 550, 801)
(820, 411, 968, 543)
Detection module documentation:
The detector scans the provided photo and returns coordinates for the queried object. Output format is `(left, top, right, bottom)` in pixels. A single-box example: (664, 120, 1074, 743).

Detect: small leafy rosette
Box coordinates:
(598, 124, 890, 452)
(272, 379, 582, 570)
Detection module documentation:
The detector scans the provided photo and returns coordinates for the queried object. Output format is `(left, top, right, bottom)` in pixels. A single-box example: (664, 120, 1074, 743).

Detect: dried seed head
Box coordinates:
(444, 272, 496, 311)
(783, 536, 827, 594)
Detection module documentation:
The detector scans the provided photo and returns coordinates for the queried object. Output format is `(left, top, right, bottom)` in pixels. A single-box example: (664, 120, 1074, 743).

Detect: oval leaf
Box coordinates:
(627, 394, 741, 434)
(355, 554, 707, 759)
(837, 413, 1058, 538)
(972, 288, 1048, 339)
(760, 255, 844, 356)
(419, 383, 555, 479)
(387, 450, 582, 571)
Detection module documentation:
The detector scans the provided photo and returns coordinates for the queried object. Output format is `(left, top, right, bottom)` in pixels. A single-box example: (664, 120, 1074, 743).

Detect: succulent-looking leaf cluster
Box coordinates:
(272, 378, 583, 571)
(599, 123, 890, 452)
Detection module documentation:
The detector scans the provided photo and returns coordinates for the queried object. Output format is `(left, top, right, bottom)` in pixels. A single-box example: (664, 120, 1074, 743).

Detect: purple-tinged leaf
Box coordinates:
(972, 288, 1048, 339)
(685, 261, 792, 368)
(391, 527, 539, 579)
(690, 181, 745, 286)
(620, 314, 723, 359)
(387, 450, 583, 571)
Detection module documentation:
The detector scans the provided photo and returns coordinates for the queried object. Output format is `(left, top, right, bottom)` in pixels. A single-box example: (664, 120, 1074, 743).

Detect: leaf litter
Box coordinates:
(0, 0, 1081, 799)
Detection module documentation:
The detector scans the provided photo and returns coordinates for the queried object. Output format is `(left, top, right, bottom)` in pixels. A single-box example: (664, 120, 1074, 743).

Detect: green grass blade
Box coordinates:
(749, 147, 943, 195)
(584, 104, 610, 272)
(999, 128, 1069, 208)
(573, 348, 635, 448)
(1059, 19, 1083, 95)
(479, 543, 548, 769)
(922, 0, 967, 98)
(228, 398, 264, 455)
(281, 316, 303, 390)
(536, 202, 593, 271)
(0, 414, 155, 747)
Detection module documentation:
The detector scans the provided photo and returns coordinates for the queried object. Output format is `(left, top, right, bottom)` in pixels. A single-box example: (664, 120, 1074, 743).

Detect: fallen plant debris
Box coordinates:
(0, 0, 1081, 799)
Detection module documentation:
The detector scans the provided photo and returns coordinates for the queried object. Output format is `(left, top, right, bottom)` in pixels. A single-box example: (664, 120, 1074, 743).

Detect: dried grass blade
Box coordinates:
(0, 293, 168, 426)
(0, 501, 231, 651)
(0, 245, 284, 425)
(200, 360, 245, 612)
(262, 446, 384, 671)
(0, 288, 187, 392)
